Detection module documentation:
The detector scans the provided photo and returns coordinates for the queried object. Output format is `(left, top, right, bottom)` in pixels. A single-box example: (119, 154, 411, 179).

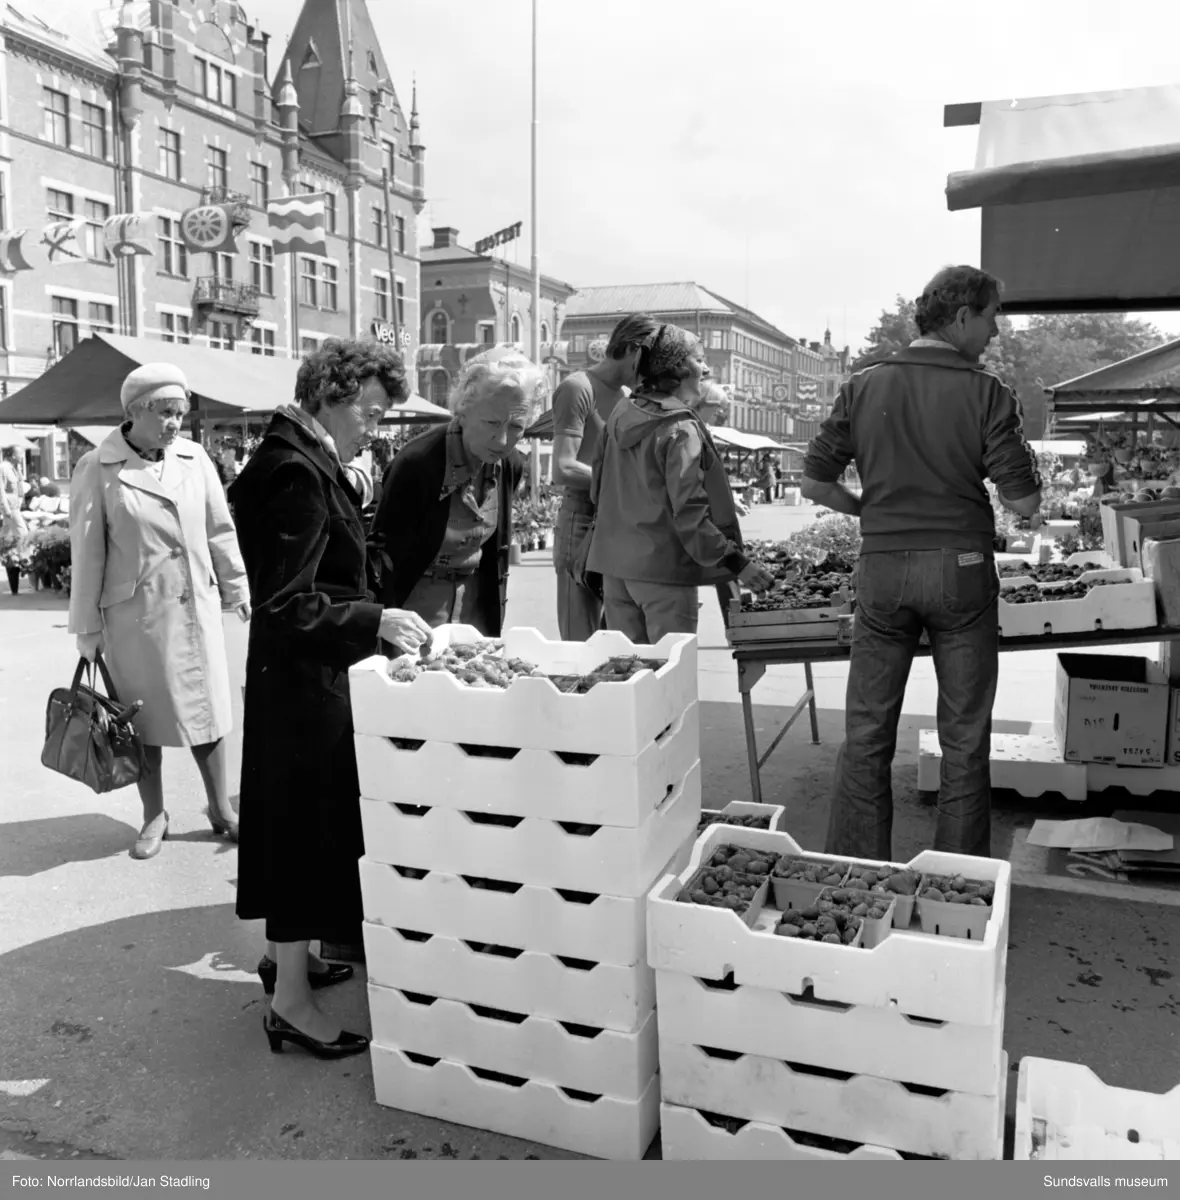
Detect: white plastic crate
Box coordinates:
(669, 801, 790, 876)
(998, 579, 1157, 637)
(655, 969, 1006, 1096)
(659, 1103, 905, 1161)
(658, 1042, 1006, 1160)
(359, 857, 645, 966)
(1000, 566, 1143, 588)
(363, 923, 654, 1033)
(918, 728, 1180, 799)
(349, 626, 697, 757)
(370, 1045, 660, 1161)
(1065, 551, 1115, 569)
(355, 703, 700, 827)
(646, 826, 1010, 1026)
(1014, 1057, 1180, 1160)
(367, 985, 658, 1101)
(361, 761, 700, 898)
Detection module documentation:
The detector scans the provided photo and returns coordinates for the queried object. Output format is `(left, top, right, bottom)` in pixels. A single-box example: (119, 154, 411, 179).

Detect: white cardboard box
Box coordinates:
(1053, 653, 1170, 767)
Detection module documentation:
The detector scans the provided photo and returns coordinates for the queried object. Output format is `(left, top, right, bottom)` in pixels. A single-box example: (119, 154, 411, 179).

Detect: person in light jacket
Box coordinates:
(68, 364, 250, 860)
(585, 325, 773, 643)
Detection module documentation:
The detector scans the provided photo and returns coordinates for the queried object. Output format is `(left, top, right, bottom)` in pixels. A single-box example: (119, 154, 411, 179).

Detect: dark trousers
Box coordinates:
(825, 549, 1000, 862)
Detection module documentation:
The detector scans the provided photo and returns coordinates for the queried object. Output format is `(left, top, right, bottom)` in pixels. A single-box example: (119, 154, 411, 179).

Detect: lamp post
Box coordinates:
(529, 0, 542, 497)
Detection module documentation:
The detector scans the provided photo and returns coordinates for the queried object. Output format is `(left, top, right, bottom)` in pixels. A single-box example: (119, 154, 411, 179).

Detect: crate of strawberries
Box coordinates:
(998, 576, 1158, 638)
(676, 843, 779, 928)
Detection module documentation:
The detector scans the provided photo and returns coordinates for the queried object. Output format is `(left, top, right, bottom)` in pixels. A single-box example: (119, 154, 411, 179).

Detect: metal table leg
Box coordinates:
(736, 655, 821, 804)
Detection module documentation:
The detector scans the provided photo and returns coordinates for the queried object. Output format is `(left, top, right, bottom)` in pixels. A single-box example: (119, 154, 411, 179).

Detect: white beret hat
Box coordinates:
(120, 362, 189, 412)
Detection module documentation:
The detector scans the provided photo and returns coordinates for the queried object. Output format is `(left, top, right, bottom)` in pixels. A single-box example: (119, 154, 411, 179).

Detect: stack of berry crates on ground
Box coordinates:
(647, 825, 1011, 1161)
(349, 626, 701, 1160)
(1014, 1057, 1180, 1160)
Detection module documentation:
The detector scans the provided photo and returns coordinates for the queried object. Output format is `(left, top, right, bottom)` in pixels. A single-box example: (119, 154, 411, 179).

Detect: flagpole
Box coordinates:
(529, 0, 542, 496)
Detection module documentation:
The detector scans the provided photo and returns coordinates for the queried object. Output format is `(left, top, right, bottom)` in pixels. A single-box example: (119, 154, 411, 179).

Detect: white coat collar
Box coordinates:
(99, 427, 198, 503)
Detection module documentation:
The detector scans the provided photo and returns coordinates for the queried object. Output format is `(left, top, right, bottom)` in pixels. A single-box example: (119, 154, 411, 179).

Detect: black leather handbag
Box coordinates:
(42, 654, 147, 794)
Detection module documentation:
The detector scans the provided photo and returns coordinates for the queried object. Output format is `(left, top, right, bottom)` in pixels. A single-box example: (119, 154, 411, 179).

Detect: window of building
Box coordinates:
(208, 319, 236, 351)
(0, 288, 9, 350)
(395, 279, 405, 326)
(540, 321, 550, 346)
(298, 181, 316, 195)
(196, 57, 236, 108)
(44, 88, 69, 146)
(324, 192, 337, 234)
(394, 214, 405, 254)
(161, 312, 192, 345)
(709, 330, 724, 350)
(374, 274, 390, 322)
(46, 188, 74, 222)
(300, 258, 318, 307)
(573, 335, 586, 352)
(510, 314, 521, 345)
(250, 327, 275, 356)
(206, 145, 229, 191)
(478, 322, 495, 345)
(300, 335, 320, 357)
(211, 252, 234, 282)
(81, 102, 108, 159)
(429, 310, 447, 344)
(88, 302, 114, 334)
(384, 141, 396, 178)
(159, 130, 181, 180)
(0, 174, 6, 231)
(249, 161, 269, 208)
(321, 263, 338, 311)
(52, 296, 78, 357)
(430, 371, 449, 408)
(249, 241, 274, 296)
(157, 217, 188, 277)
(84, 200, 111, 263)
(372, 206, 386, 247)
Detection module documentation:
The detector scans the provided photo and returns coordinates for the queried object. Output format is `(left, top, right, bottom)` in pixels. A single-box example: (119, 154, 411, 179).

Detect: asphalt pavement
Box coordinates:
(1, 501, 1177, 1161)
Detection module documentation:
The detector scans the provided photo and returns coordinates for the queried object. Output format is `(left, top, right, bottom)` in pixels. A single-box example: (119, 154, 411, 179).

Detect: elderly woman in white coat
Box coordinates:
(68, 363, 250, 860)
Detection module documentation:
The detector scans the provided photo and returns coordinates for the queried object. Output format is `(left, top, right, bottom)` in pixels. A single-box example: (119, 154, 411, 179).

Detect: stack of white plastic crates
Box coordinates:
(647, 825, 1011, 1161)
(349, 626, 701, 1160)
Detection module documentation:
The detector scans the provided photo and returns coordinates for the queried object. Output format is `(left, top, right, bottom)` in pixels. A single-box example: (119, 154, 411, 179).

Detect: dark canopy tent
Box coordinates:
(0, 333, 448, 435)
(945, 85, 1180, 314)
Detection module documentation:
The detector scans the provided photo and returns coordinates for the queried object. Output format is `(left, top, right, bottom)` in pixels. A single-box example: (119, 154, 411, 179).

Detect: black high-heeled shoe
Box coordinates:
(262, 1010, 369, 1059)
(206, 807, 239, 843)
(256, 956, 354, 996)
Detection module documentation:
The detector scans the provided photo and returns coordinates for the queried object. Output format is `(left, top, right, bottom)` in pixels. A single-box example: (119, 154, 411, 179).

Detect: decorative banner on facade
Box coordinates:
(42, 217, 87, 264)
(0, 231, 34, 272)
(586, 338, 608, 363)
(179, 203, 239, 254)
(104, 213, 154, 258)
(796, 380, 819, 402)
(772, 384, 789, 402)
(266, 194, 328, 257)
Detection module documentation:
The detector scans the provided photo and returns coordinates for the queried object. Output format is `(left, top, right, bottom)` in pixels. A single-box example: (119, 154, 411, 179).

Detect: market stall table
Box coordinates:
(734, 624, 1180, 805)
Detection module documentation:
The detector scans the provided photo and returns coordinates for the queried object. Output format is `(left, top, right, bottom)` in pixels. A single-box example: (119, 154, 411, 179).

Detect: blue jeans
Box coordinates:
(825, 549, 1000, 861)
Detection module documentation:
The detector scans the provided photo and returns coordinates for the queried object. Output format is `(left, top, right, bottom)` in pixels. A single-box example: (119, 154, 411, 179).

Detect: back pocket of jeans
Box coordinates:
(857, 552, 908, 615)
(942, 551, 999, 613)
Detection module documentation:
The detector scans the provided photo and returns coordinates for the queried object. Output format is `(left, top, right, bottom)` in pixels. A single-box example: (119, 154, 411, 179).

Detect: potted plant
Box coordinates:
(28, 526, 71, 591)
(0, 528, 31, 595)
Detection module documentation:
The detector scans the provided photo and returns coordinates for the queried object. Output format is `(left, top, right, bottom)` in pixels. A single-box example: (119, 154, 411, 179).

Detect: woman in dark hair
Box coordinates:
(229, 338, 432, 1060)
(583, 325, 774, 642)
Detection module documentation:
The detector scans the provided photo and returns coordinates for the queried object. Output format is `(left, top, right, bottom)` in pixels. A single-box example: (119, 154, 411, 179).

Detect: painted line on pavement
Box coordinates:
(0, 1080, 49, 1097)
(1009, 830, 1180, 907)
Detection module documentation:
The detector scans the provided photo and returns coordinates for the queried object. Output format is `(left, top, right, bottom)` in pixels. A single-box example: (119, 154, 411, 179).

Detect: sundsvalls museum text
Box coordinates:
(11, 1177, 210, 1191)
(1043, 1178, 1169, 1189)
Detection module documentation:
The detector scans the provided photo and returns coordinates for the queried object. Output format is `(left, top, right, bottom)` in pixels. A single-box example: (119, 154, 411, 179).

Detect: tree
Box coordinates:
(851, 296, 916, 370)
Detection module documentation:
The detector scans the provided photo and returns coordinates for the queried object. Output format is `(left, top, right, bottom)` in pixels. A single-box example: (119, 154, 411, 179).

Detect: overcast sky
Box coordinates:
(248, 0, 1180, 350)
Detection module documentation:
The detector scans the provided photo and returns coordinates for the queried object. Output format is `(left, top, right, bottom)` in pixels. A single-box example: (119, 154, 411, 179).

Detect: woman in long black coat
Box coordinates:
(229, 339, 431, 1060)
(370, 348, 545, 635)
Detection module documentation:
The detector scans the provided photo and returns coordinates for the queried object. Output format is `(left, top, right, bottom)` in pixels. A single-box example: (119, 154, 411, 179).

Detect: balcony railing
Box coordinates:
(200, 187, 253, 229)
(192, 277, 261, 316)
